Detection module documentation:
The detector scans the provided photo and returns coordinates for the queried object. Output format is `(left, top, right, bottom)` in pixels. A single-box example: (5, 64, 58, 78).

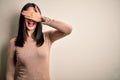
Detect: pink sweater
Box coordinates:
(6, 17, 72, 80)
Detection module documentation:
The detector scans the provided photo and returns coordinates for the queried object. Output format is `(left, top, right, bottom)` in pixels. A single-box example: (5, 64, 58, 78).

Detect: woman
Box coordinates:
(6, 3, 72, 80)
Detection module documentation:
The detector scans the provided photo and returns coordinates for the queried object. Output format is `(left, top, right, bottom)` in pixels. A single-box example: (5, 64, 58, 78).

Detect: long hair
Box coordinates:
(15, 3, 44, 47)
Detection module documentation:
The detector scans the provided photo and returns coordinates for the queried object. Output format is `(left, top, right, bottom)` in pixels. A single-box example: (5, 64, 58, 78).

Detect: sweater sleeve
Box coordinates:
(42, 17, 72, 43)
(6, 38, 16, 80)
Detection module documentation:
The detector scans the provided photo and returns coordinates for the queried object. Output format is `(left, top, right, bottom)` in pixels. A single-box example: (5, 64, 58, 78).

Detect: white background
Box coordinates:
(0, 0, 120, 80)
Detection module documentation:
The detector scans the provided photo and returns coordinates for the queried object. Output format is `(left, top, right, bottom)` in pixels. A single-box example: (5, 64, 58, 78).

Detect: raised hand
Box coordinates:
(22, 6, 42, 22)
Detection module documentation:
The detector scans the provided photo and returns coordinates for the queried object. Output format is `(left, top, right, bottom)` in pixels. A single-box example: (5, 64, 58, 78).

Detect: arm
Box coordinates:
(6, 38, 16, 80)
(22, 7, 72, 43)
(42, 17, 72, 43)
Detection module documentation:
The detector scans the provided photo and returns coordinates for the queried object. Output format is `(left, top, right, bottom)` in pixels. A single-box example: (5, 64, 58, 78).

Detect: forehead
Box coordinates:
(27, 7, 35, 12)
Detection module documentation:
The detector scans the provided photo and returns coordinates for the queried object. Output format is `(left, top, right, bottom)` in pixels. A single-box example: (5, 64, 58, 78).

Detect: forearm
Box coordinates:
(42, 17, 72, 34)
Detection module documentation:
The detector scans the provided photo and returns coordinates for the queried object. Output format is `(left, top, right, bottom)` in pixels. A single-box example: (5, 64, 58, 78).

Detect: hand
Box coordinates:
(22, 6, 42, 22)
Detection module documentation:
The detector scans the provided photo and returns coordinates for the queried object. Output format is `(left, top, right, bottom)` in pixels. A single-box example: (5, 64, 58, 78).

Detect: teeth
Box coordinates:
(28, 21, 35, 27)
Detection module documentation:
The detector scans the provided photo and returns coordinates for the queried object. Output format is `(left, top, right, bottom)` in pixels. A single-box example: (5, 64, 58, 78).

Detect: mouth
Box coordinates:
(27, 20, 36, 27)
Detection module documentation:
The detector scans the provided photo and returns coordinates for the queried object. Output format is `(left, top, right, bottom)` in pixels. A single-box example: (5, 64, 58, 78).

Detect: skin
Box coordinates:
(6, 5, 72, 80)
(22, 6, 42, 37)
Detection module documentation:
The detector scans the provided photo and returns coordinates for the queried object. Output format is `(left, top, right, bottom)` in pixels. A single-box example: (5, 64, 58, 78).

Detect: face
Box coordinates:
(25, 7, 37, 31)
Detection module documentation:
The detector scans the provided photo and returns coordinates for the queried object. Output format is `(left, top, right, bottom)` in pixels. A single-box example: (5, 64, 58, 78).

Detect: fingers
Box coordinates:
(21, 9, 41, 22)
(22, 11, 31, 17)
(22, 11, 33, 20)
(24, 14, 41, 22)
(22, 11, 28, 15)
(24, 15, 32, 20)
(35, 6, 39, 12)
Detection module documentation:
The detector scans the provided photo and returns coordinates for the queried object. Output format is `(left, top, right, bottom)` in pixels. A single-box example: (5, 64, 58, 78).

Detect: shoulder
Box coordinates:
(43, 30, 51, 34)
(43, 31, 52, 44)
(10, 37, 16, 43)
(43, 30, 54, 39)
(9, 37, 16, 46)
(43, 30, 52, 38)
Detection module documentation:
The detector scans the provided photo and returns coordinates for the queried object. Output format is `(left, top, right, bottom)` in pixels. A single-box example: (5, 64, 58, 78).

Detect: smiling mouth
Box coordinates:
(27, 20, 36, 27)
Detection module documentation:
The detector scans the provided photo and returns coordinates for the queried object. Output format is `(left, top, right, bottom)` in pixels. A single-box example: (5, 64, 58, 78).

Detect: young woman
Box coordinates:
(6, 3, 72, 80)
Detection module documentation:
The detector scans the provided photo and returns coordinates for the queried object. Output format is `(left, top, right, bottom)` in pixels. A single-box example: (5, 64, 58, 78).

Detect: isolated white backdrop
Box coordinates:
(0, 0, 120, 80)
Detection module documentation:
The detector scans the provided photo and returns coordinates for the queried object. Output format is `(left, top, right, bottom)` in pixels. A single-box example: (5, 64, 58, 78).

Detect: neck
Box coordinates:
(27, 30, 34, 38)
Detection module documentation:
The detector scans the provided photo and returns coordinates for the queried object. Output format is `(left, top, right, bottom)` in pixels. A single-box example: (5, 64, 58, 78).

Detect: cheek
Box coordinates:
(24, 20, 28, 27)
(34, 22, 37, 26)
